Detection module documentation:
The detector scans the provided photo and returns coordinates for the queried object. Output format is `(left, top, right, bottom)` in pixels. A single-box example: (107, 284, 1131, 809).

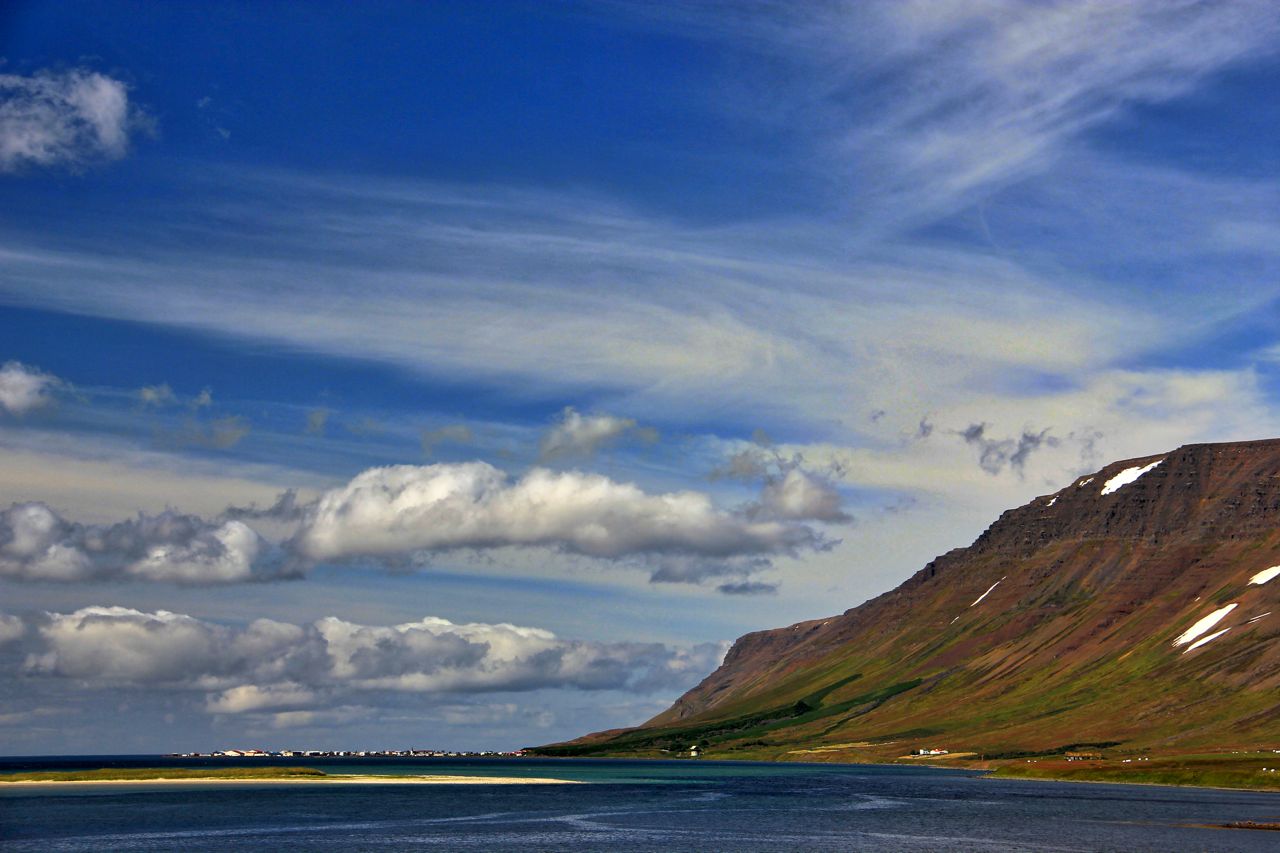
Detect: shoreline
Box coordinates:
(0, 774, 579, 789)
(983, 771, 1280, 795)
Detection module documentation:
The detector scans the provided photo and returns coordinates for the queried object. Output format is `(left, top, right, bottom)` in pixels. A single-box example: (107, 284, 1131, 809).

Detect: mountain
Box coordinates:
(536, 440, 1280, 762)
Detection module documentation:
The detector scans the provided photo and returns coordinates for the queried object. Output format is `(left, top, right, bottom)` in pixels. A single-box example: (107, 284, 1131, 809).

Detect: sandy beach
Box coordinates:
(0, 774, 579, 789)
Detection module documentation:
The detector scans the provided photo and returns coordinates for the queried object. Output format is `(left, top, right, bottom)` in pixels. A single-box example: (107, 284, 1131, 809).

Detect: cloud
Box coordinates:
(538, 407, 652, 461)
(290, 462, 828, 572)
(24, 607, 308, 684)
(206, 415, 251, 449)
(173, 415, 252, 449)
(0, 67, 150, 173)
(0, 501, 281, 583)
(304, 407, 330, 436)
(755, 468, 850, 522)
(666, 1, 1280, 229)
(137, 383, 177, 408)
(0, 613, 23, 645)
(959, 423, 1059, 476)
(18, 606, 727, 703)
(224, 489, 309, 523)
(0, 361, 60, 415)
(710, 444, 850, 523)
(716, 580, 778, 596)
(205, 683, 316, 714)
(0, 458, 831, 586)
(420, 423, 472, 456)
(190, 387, 213, 410)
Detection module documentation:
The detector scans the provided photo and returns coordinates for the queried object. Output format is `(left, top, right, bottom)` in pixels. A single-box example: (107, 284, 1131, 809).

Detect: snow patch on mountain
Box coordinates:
(1173, 603, 1237, 646)
(1100, 459, 1163, 496)
(1184, 627, 1230, 653)
(970, 578, 1004, 608)
(1249, 566, 1280, 585)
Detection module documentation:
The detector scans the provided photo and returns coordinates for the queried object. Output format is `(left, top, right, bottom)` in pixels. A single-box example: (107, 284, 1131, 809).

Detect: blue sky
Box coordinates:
(1, 1, 1279, 754)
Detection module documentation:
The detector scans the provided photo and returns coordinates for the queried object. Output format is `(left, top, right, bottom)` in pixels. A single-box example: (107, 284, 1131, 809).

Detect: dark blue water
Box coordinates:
(3, 757, 1279, 851)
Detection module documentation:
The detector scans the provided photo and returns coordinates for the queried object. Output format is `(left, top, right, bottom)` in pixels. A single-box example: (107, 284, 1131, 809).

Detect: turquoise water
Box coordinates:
(2, 756, 1279, 851)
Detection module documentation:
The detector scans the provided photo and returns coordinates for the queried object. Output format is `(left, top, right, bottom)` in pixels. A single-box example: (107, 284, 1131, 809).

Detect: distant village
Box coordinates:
(171, 748, 527, 758)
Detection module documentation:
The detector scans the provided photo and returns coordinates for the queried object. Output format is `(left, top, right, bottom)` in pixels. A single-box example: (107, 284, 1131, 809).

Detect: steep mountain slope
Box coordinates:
(537, 440, 1280, 761)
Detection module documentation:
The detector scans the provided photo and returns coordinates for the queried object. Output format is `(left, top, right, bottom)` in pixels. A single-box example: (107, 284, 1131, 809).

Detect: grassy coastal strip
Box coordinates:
(0, 766, 327, 783)
(991, 753, 1280, 792)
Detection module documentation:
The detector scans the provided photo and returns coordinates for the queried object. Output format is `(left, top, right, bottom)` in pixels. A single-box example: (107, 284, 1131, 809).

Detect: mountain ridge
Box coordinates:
(536, 439, 1280, 761)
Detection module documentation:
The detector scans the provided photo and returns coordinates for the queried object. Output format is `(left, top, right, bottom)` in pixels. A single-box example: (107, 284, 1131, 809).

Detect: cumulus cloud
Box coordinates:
(538, 407, 653, 461)
(0, 361, 60, 415)
(960, 423, 1060, 476)
(755, 468, 850, 522)
(0, 502, 280, 583)
(291, 462, 826, 569)
(18, 607, 726, 706)
(24, 607, 311, 684)
(1, 458, 827, 587)
(0, 67, 149, 173)
(711, 444, 851, 523)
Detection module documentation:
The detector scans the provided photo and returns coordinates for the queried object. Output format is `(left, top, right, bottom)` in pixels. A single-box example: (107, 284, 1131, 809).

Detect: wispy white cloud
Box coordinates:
(0, 67, 149, 173)
(639, 1, 1280, 230)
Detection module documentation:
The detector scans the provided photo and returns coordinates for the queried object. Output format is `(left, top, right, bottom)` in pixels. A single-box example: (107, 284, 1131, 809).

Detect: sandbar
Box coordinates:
(0, 774, 579, 789)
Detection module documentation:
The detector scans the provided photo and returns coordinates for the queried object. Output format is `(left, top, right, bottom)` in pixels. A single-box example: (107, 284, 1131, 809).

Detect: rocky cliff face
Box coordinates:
(540, 440, 1280, 759)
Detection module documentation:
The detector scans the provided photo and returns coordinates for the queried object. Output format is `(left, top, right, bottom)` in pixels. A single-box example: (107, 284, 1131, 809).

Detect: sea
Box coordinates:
(2, 756, 1279, 851)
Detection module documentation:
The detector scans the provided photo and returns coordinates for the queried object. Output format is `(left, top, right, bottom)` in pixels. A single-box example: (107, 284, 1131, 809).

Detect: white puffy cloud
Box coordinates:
(757, 469, 849, 523)
(291, 462, 826, 570)
(17, 607, 727, 709)
(27, 607, 230, 682)
(0, 68, 147, 173)
(0, 362, 59, 415)
(0, 502, 277, 583)
(538, 407, 649, 461)
(205, 683, 316, 714)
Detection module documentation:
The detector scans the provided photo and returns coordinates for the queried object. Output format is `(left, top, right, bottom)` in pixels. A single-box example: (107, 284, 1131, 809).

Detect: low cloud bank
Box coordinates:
(8, 606, 727, 712)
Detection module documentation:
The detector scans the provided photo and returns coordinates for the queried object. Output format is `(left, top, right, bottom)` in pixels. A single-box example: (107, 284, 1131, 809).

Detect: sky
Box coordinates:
(1, 0, 1279, 755)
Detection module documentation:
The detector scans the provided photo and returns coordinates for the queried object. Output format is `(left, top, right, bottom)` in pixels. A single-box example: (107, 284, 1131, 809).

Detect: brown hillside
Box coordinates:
(539, 440, 1280, 760)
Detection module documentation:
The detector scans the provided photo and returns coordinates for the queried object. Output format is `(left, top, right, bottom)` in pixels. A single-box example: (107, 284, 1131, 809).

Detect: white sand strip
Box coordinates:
(0, 775, 579, 788)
